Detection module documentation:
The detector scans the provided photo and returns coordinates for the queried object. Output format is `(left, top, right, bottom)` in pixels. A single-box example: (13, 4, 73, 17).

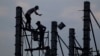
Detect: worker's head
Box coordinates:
(36, 21, 41, 25)
(35, 5, 39, 10)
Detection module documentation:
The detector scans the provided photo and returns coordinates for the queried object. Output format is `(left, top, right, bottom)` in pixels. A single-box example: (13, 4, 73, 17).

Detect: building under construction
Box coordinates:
(15, 1, 100, 56)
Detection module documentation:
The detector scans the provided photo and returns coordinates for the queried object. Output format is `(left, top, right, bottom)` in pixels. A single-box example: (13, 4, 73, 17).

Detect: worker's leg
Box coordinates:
(25, 14, 31, 29)
(29, 19, 31, 29)
(40, 34, 44, 48)
(25, 14, 28, 28)
(27, 19, 31, 29)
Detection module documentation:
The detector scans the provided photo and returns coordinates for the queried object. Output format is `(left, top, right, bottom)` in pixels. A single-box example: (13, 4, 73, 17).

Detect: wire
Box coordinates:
(74, 42, 80, 56)
(90, 18, 99, 55)
(58, 36, 65, 56)
(90, 10, 100, 29)
(57, 33, 69, 50)
(75, 38, 82, 48)
(90, 10, 100, 55)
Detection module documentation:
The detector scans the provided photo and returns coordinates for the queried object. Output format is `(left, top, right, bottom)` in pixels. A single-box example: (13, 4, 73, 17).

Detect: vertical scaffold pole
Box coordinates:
(15, 6, 23, 56)
(69, 28, 75, 56)
(51, 21, 57, 56)
(82, 1, 91, 56)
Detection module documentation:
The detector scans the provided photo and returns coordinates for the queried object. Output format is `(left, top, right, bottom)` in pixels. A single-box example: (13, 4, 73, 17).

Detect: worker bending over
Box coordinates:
(25, 5, 42, 29)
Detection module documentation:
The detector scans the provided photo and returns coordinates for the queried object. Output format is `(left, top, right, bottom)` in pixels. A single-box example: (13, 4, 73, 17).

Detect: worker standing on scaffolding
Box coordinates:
(25, 5, 42, 29)
(36, 21, 46, 48)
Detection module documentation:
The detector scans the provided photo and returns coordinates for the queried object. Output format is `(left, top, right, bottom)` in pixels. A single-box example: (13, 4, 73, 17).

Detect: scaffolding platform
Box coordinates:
(23, 28, 35, 32)
(25, 46, 49, 51)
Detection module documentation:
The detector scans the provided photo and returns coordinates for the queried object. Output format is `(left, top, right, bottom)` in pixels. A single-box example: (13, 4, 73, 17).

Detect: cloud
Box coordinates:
(95, 12, 100, 20)
(91, 4, 100, 20)
(60, 6, 82, 19)
(0, 7, 8, 16)
(14, 0, 31, 9)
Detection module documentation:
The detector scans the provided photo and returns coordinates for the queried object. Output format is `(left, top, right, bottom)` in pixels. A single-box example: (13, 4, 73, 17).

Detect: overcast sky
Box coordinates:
(0, 0, 100, 56)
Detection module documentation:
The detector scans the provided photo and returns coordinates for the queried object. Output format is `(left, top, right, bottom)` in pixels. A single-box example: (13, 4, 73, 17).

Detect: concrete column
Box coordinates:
(15, 6, 23, 56)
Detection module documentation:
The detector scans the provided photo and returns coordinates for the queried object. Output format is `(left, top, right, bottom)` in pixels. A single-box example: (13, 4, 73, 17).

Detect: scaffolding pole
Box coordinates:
(51, 21, 57, 56)
(82, 1, 91, 56)
(69, 28, 75, 56)
(15, 6, 23, 56)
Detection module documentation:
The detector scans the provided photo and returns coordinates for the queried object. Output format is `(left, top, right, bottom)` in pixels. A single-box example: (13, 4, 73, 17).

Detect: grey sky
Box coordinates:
(0, 0, 100, 56)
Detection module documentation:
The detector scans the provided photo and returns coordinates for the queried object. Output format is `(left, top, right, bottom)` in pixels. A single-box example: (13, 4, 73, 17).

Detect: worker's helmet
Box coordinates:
(35, 5, 39, 10)
(36, 21, 40, 25)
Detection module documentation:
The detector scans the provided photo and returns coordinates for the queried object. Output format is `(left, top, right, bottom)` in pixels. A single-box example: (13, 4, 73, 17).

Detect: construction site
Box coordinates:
(15, 1, 100, 56)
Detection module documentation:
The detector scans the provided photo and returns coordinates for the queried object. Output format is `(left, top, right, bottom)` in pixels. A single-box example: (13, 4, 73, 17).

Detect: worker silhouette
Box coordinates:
(36, 21, 46, 48)
(25, 5, 42, 29)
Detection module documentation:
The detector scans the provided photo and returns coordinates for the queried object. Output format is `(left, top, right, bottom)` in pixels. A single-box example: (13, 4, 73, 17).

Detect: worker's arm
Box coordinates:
(34, 11, 42, 16)
(42, 25, 46, 31)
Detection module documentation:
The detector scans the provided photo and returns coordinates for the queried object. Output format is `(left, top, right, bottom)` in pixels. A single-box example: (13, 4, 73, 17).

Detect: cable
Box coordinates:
(75, 38, 82, 48)
(90, 10, 100, 55)
(90, 18, 99, 55)
(74, 42, 80, 56)
(58, 36, 64, 56)
(90, 10, 100, 29)
(57, 33, 69, 50)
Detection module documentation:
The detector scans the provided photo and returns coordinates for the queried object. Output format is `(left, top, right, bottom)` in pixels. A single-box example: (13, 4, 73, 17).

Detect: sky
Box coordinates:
(0, 0, 100, 56)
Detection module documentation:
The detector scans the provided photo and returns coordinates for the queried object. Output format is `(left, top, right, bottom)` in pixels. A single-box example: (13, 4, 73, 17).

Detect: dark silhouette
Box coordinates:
(36, 21, 46, 48)
(25, 5, 42, 29)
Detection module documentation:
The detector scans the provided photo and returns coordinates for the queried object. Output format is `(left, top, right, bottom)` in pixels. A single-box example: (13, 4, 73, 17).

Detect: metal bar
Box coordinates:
(82, 1, 91, 56)
(15, 6, 23, 56)
(58, 36, 64, 56)
(75, 38, 82, 48)
(90, 19, 99, 56)
(57, 34, 69, 49)
(69, 28, 75, 56)
(51, 21, 57, 56)
(90, 10, 100, 29)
